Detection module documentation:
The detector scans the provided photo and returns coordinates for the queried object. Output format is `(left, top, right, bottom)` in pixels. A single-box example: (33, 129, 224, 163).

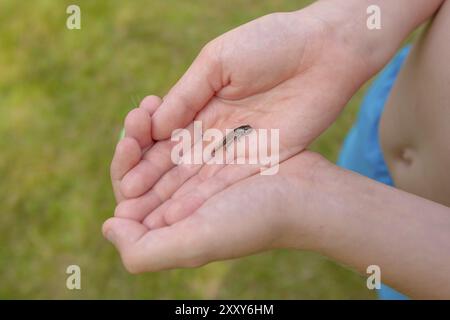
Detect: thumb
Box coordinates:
(102, 217, 148, 273)
(152, 43, 223, 140)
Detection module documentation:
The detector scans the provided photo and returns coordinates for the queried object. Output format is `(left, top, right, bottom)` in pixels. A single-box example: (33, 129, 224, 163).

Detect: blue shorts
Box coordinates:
(337, 46, 411, 300)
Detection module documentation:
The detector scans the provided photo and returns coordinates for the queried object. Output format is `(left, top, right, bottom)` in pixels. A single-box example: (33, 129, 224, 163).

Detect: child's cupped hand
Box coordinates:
(105, 95, 331, 272)
(104, 4, 365, 272)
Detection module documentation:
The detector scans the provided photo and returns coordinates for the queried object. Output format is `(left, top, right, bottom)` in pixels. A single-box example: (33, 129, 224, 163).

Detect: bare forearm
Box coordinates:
(302, 163, 450, 299)
(307, 0, 444, 78)
(279, 0, 445, 138)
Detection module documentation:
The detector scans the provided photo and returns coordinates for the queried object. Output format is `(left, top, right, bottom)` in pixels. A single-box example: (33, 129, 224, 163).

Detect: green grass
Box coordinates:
(0, 0, 374, 299)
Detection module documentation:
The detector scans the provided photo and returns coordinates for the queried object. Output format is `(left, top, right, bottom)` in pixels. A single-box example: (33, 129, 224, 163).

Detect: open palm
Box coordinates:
(106, 148, 327, 273)
(111, 10, 362, 228)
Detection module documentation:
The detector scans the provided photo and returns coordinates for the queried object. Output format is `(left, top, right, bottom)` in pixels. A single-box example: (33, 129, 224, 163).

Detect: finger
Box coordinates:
(119, 139, 182, 198)
(119, 122, 196, 198)
(167, 163, 261, 224)
(172, 163, 225, 199)
(111, 137, 142, 202)
(140, 200, 170, 229)
(117, 120, 233, 218)
(111, 214, 212, 272)
(125, 137, 207, 213)
(114, 190, 162, 222)
(124, 108, 153, 149)
(129, 161, 219, 229)
(102, 217, 149, 273)
(149, 127, 256, 203)
(139, 164, 210, 229)
(143, 162, 260, 228)
(129, 121, 231, 215)
(116, 148, 203, 219)
(170, 142, 245, 199)
(152, 44, 223, 140)
(159, 132, 289, 213)
(139, 95, 162, 115)
(114, 162, 203, 225)
(139, 128, 252, 226)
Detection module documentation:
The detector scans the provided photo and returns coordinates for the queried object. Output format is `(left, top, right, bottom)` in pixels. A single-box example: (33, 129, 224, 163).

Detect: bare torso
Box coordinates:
(380, 0, 450, 206)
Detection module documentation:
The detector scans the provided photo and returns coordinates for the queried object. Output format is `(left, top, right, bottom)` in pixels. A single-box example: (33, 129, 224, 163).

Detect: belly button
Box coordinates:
(399, 147, 414, 166)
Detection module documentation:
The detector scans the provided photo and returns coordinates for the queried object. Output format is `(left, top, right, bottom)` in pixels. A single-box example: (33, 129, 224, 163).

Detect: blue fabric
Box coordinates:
(337, 46, 411, 300)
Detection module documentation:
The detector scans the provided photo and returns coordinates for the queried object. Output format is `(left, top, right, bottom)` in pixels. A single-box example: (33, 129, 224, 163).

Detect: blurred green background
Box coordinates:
(0, 0, 376, 299)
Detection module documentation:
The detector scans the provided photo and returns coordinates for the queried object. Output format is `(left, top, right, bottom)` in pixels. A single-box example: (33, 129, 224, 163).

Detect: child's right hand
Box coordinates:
(107, 102, 335, 272)
(111, 2, 375, 229)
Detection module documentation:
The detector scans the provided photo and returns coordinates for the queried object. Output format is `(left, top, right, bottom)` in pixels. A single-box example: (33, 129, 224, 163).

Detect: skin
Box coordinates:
(380, 0, 450, 207)
(104, 0, 450, 298)
(111, 8, 366, 229)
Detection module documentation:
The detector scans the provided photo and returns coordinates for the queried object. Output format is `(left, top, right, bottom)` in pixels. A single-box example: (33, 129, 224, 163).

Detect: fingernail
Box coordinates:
(105, 230, 115, 244)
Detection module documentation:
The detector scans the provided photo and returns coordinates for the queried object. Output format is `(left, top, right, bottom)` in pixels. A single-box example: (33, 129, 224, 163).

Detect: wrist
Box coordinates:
(299, 0, 385, 81)
(274, 152, 341, 251)
(300, 0, 441, 80)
